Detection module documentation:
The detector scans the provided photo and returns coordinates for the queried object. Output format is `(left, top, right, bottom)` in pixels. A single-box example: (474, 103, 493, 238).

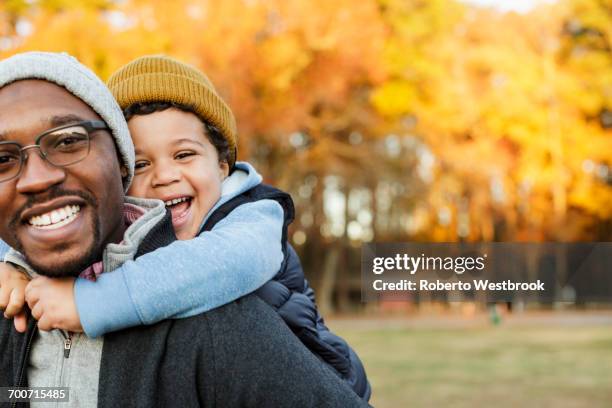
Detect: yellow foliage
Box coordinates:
(0, 0, 610, 241)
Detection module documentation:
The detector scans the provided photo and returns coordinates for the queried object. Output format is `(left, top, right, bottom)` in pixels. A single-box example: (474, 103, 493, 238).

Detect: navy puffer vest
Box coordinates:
(201, 184, 371, 401)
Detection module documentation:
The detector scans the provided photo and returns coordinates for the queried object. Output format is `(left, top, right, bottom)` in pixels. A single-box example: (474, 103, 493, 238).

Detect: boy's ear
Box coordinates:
(219, 161, 230, 180)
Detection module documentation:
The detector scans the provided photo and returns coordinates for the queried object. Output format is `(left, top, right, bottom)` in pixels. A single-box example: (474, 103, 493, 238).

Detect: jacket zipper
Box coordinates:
(60, 331, 73, 358)
(11, 329, 72, 408)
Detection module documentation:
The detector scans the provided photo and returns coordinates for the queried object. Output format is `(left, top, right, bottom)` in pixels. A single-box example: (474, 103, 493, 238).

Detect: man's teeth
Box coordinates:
(28, 205, 81, 229)
(164, 197, 190, 207)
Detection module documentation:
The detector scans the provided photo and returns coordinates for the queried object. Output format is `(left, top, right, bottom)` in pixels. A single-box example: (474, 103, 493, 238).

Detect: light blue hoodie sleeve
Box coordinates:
(75, 198, 284, 338)
(0, 239, 9, 260)
(75, 158, 282, 338)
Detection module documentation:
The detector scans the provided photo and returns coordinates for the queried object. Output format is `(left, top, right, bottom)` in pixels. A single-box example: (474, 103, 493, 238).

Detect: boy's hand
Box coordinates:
(25, 276, 83, 332)
(0, 262, 29, 333)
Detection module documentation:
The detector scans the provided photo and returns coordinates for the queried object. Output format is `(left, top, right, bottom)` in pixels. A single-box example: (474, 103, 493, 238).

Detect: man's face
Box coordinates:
(0, 80, 126, 277)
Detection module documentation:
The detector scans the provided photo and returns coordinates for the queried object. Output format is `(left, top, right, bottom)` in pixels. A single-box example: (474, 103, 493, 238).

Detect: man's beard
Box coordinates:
(9, 187, 102, 278)
(23, 219, 101, 278)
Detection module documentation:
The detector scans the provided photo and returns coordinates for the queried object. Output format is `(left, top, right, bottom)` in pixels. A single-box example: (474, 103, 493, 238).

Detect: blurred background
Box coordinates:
(1, 0, 611, 406)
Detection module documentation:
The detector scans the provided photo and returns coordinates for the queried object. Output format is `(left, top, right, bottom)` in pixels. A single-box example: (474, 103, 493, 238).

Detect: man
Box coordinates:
(0, 52, 367, 407)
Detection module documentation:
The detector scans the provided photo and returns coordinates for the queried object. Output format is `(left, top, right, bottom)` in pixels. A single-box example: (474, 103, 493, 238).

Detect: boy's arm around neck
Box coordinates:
(75, 199, 284, 338)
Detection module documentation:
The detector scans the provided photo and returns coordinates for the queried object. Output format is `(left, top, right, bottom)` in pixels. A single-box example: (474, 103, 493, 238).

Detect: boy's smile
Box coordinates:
(126, 108, 229, 240)
(160, 194, 193, 230)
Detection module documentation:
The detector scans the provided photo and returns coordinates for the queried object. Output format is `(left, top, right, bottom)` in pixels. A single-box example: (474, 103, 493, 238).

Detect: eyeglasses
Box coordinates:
(0, 120, 109, 183)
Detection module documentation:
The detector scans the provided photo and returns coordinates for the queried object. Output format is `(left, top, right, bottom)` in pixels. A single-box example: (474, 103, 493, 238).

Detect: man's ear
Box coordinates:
(120, 166, 129, 179)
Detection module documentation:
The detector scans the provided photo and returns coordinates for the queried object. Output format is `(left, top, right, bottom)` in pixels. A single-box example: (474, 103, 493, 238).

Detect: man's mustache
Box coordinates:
(9, 187, 99, 229)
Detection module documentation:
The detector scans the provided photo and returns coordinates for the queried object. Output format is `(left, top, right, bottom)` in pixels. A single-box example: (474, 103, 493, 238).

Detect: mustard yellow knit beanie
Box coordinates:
(107, 55, 237, 168)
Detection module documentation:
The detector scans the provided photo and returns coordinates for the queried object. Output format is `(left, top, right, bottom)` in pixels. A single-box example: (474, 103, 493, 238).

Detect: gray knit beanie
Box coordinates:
(0, 51, 134, 190)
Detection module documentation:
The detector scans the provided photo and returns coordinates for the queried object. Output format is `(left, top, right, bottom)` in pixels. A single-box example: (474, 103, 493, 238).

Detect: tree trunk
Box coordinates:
(317, 243, 341, 316)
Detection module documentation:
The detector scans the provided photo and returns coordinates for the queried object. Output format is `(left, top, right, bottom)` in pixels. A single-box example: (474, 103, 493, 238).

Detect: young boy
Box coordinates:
(0, 55, 371, 400)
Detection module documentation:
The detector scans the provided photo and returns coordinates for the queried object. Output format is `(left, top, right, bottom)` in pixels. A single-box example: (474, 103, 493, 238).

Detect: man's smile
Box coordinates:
(27, 204, 81, 229)
(20, 196, 87, 226)
(18, 199, 89, 246)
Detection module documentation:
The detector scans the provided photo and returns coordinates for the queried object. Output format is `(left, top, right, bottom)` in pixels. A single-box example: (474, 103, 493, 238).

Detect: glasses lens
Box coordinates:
(0, 143, 22, 182)
(40, 125, 90, 166)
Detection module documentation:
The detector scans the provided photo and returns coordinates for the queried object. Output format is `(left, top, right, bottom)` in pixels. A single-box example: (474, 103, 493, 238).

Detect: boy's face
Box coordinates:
(127, 108, 229, 240)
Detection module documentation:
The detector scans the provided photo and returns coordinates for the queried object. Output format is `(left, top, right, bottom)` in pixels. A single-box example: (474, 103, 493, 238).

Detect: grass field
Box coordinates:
(330, 314, 612, 408)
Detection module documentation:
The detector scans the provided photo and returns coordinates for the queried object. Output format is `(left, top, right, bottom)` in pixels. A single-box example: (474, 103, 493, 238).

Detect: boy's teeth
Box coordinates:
(164, 197, 189, 207)
(28, 205, 81, 229)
